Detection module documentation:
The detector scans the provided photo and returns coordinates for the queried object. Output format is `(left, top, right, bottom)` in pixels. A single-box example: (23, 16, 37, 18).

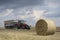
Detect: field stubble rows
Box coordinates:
(0, 28, 60, 40)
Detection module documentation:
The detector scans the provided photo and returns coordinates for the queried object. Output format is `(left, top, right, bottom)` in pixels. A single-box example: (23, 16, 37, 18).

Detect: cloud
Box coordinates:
(44, 0, 60, 8)
(44, 9, 60, 17)
(0, 0, 44, 9)
(0, 0, 60, 26)
(0, 9, 13, 17)
(32, 9, 45, 20)
(12, 7, 46, 20)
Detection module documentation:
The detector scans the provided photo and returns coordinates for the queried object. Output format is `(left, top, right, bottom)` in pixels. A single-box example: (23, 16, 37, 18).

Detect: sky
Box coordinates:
(0, 0, 60, 27)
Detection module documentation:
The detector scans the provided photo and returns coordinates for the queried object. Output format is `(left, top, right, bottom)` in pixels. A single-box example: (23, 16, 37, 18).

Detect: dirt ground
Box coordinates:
(0, 29, 60, 40)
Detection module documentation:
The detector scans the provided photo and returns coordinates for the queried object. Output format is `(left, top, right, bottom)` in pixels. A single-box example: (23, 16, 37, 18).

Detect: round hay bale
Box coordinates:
(35, 19, 56, 35)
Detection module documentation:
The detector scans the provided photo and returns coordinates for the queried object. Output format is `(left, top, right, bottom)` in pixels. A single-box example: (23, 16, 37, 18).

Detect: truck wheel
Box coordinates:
(26, 26, 30, 30)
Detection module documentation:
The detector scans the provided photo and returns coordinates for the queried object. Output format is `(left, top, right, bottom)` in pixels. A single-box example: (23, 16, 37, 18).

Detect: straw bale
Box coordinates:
(35, 19, 56, 35)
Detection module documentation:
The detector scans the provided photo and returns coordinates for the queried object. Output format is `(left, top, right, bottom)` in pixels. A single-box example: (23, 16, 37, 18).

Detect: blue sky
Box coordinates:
(0, 0, 60, 27)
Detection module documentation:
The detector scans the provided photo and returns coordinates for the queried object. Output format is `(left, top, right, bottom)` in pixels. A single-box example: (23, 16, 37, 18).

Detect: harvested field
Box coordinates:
(0, 27, 60, 40)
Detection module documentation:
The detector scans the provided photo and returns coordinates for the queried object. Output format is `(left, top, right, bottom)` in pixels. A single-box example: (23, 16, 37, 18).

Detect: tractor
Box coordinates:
(4, 20, 30, 30)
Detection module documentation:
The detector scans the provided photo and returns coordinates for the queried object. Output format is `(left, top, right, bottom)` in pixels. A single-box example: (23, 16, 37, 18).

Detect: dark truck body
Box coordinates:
(4, 20, 30, 30)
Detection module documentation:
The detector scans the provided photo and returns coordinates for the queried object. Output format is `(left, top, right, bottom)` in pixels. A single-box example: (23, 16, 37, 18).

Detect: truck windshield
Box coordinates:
(19, 20, 26, 23)
(21, 20, 25, 23)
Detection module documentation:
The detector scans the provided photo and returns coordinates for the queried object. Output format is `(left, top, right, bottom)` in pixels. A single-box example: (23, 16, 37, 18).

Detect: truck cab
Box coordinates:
(4, 20, 30, 30)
